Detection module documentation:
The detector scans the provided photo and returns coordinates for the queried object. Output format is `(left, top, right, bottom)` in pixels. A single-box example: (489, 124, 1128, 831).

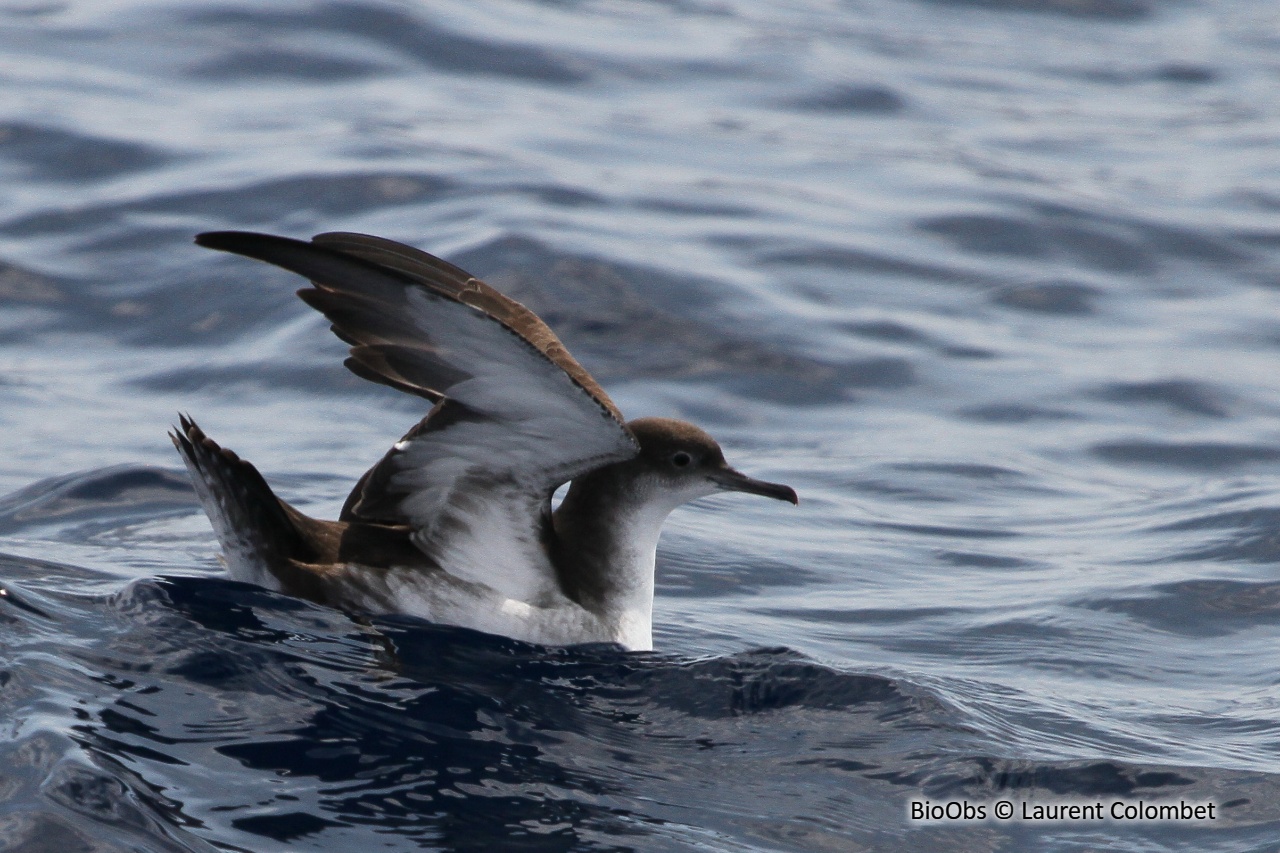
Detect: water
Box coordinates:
(2, 0, 1280, 850)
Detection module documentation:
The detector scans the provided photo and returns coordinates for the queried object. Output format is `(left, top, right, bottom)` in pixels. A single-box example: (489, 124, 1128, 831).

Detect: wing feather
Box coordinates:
(196, 230, 638, 602)
(311, 231, 627, 422)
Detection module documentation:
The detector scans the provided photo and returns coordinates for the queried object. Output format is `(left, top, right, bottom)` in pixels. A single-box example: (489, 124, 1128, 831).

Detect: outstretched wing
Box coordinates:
(196, 231, 638, 602)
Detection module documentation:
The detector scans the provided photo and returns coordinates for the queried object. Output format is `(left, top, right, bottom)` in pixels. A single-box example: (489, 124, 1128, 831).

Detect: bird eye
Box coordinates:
(670, 451, 693, 469)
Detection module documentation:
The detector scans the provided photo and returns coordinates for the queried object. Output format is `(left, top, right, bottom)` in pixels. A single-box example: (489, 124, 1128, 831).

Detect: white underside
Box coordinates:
(327, 556, 656, 650)
(194, 469, 666, 651)
(190, 436, 717, 652)
(329, 479, 686, 651)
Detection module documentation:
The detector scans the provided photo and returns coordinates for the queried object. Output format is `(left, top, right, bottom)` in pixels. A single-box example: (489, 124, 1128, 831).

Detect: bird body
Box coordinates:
(174, 232, 796, 650)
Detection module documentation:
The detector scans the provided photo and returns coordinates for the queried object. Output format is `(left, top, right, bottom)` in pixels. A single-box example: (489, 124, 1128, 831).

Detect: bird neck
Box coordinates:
(551, 464, 678, 650)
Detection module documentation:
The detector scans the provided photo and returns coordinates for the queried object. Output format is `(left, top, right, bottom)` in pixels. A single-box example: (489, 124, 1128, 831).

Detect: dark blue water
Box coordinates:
(4, 0, 1280, 850)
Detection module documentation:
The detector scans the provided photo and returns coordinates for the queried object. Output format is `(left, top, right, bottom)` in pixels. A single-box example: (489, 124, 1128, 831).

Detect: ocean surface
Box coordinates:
(2, 0, 1280, 850)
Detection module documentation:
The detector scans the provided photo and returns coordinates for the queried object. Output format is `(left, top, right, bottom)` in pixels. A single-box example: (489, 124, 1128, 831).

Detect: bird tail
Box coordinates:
(170, 414, 305, 589)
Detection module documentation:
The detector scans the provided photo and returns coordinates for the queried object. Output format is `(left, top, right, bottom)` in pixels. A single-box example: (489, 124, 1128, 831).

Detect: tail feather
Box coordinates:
(171, 415, 303, 589)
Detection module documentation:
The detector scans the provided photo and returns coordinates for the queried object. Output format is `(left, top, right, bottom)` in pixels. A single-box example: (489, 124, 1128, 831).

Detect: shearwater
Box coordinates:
(173, 231, 797, 651)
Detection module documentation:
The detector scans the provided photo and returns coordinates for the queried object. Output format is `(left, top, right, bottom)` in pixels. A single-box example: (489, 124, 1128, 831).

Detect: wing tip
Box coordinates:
(195, 230, 314, 260)
(194, 230, 251, 251)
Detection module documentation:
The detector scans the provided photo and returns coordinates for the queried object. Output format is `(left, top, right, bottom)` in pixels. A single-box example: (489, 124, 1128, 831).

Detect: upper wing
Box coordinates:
(196, 230, 638, 602)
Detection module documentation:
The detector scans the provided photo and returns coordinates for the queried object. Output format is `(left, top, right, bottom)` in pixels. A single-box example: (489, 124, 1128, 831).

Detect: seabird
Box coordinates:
(173, 231, 797, 651)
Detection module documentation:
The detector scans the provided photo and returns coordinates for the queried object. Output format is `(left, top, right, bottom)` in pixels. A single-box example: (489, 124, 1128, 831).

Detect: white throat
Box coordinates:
(597, 482, 715, 651)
